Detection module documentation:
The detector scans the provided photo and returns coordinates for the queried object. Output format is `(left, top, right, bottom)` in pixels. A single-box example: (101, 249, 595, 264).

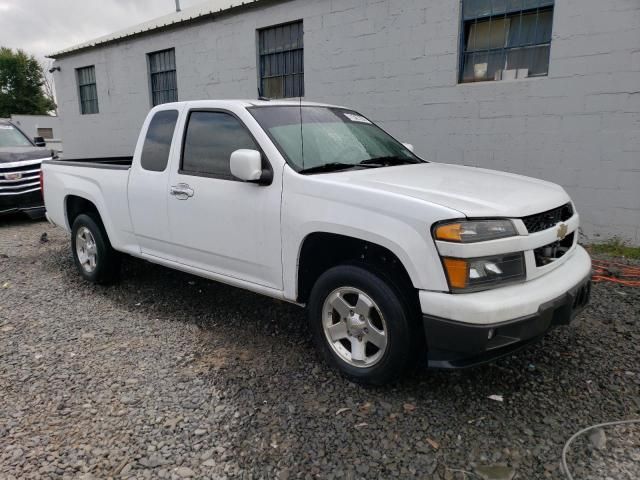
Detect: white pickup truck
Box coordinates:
(42, 100, 591, 384)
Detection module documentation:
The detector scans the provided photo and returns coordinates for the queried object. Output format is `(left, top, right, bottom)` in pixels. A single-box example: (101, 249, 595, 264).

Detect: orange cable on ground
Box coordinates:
(590, 258, 640, 287)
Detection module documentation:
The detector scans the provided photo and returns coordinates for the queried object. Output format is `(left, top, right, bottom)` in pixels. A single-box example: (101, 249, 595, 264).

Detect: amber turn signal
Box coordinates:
(442, 258, 469, 289)
(435, 223, 463, 242)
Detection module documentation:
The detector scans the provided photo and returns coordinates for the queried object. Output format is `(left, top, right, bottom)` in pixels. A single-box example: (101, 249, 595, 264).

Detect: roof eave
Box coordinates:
(48, 0, 272, 60)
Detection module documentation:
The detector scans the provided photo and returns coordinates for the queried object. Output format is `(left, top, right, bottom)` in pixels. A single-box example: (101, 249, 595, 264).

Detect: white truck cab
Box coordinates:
(42, 100, 592, 384)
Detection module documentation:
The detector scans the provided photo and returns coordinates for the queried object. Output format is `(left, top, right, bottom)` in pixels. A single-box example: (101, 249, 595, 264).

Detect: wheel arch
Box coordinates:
(296, 231, 418, 306)
(65, 195, 101, 230)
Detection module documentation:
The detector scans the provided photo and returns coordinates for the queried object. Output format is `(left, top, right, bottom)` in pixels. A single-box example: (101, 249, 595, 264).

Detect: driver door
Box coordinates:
(166, 109, 283, 290)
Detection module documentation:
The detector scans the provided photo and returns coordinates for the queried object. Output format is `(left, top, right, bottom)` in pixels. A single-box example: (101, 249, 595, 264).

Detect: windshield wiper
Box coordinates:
(299, 162, 380, 175)
(359, 156, 421, 166)
(299, 156, 417, 174)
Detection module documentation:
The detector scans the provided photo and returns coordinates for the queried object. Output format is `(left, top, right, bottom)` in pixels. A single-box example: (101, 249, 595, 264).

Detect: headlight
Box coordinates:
(442, 253, 525, 293)
(434, 220, 517, 243)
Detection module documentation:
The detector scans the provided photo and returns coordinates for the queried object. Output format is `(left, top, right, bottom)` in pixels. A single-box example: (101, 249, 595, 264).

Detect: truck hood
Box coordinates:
(324, 162, 571, 218)
(0, 147, 51, 164)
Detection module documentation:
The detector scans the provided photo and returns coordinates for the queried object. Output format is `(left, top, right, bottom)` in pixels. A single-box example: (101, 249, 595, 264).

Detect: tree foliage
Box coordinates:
(0, 47, 56, 117)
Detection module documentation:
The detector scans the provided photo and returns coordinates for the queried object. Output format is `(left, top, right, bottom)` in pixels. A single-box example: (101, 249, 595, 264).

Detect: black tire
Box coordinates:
(308, 264, 420, 385)
(71, 213, 121, 285)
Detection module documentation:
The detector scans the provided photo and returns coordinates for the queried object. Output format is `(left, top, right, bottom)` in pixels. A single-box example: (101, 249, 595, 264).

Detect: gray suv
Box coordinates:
(0, 119, 53, 218)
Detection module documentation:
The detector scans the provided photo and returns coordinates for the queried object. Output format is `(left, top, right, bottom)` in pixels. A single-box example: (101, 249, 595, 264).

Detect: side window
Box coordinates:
(181, 111, 257, 178)
(141, 110, 179, 172)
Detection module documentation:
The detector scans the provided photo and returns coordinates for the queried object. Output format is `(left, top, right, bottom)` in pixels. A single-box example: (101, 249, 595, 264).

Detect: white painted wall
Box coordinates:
(52, 0, 640, 243)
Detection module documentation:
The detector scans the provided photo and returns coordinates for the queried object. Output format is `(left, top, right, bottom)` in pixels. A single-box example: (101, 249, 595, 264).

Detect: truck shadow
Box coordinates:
(47, 244, 609, 406)
(85, 254, 577, 395)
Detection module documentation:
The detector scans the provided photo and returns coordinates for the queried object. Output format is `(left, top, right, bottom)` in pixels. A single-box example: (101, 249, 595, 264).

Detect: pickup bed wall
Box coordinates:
(42, 162, 140, 255)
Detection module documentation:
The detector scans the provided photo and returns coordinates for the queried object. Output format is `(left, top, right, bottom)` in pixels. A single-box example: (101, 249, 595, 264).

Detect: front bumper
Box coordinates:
(424, 274, 591, 367)
(0, 190, 45, 218)
(420, 246, 592, 368)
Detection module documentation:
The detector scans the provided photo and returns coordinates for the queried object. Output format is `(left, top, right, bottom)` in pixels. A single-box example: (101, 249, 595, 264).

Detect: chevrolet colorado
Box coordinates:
(42, 100, 592, 384)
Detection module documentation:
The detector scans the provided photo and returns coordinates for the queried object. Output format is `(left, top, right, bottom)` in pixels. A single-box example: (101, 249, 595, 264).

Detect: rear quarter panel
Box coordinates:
(42, 163, 139, 254)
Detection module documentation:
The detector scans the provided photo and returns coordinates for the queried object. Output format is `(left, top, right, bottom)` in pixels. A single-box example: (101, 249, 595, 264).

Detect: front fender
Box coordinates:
(281, 171, 461, 300)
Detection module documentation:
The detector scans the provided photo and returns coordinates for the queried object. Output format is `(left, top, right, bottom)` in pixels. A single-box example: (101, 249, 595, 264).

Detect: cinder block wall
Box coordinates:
(53, 0, 640, 243)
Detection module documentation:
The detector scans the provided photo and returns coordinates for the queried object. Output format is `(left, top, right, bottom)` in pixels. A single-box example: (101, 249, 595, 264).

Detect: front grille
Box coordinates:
(522, 203, 574, 233)
(534, 232, 575, 267)
(0, 158, 45, 197)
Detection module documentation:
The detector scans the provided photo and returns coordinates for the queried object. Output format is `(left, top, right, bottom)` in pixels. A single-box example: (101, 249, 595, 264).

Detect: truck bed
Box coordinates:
(45, 156, 133, 170)
(42, 156, 134, 245)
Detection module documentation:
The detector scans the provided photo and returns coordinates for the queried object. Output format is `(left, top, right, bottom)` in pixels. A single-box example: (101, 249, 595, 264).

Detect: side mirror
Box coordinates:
(230, 149, 263, 182)
(402, 143, 415, 153)
(34, 136, 47, 147)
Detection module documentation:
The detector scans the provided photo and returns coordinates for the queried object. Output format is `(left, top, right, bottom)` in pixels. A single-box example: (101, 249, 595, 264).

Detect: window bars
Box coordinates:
(77, 66, 99, 114)
(149, 49, 178, 106)
(460, 0, 554, 83)
(258, 21, 304, 98)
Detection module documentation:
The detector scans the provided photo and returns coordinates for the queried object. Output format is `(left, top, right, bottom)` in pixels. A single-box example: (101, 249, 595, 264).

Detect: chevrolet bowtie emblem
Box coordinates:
(5, 172, 22, 181)
(557, 223, 568, 240)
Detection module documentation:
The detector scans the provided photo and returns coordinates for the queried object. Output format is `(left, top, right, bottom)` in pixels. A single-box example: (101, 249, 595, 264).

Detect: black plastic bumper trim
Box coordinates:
(424, 273, 592, 368)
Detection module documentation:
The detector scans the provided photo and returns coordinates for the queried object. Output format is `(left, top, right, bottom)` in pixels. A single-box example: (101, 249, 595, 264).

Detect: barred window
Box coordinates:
(460, 0, 554, 83)
(37, 128, 54, 139)
(148, 48, 178, 106)
(77, 66, 99, 115)
(258, 21, 304, 99)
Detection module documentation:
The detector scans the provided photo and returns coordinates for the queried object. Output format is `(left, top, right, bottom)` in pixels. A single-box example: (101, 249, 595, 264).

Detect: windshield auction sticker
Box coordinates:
(343, 113, 372, 124)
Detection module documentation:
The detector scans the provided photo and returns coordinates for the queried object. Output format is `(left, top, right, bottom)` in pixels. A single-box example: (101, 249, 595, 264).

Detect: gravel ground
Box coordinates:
(1, 217, 638, 480)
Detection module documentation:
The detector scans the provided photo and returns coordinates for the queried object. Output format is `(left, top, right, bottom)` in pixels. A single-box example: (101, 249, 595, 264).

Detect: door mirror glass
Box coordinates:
(33, 136, 47, 147)
(402, 143, 414, 153)
(230, 149, 263, 182)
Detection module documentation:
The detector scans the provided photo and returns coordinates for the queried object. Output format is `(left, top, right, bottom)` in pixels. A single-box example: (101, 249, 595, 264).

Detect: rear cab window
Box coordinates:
(140, 110, 179, 172)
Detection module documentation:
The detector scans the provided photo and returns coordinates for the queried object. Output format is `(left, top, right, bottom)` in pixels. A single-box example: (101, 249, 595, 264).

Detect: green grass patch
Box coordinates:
(587, 237, 640, 259)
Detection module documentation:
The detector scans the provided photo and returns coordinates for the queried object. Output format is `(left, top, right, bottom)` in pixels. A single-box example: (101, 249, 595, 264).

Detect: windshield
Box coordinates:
(0, 124, 32, 148)
(249, 106, 423, 173)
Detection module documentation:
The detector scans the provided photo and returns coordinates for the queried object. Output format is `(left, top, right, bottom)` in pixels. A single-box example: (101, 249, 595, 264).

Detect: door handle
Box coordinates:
(169, 183, 194, 200)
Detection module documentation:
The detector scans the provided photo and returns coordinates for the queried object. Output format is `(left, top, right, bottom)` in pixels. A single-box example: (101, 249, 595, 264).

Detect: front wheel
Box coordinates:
(71, 214, 120, 285)
(308, 264, 419, 385)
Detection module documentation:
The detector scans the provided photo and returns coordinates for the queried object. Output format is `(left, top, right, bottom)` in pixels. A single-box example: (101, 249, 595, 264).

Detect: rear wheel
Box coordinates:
(71, 214, 120, 284)
(308, 264, 419, 385)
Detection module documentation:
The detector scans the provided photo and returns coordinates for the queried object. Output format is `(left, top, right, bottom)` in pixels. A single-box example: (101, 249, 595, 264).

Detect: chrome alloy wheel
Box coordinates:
(76, 226, 98, 274)
(322, 287, 388, 368)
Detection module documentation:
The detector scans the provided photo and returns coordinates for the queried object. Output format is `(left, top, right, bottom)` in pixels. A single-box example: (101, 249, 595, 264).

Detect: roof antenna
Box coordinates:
(299, 95, 305, 170)
(175, 0, 181, 12)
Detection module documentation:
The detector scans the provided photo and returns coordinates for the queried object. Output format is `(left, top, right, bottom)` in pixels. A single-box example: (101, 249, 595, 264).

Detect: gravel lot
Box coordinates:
(1, 218, 638, 480)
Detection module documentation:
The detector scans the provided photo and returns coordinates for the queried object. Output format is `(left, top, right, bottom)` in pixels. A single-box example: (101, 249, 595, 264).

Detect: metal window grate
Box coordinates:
(460, 0, 554, 83)
(37, 128, 54, 139)
(77, 66, 99, 114)
(149, 48, 178, 106)
(258, 21, 304, 99)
